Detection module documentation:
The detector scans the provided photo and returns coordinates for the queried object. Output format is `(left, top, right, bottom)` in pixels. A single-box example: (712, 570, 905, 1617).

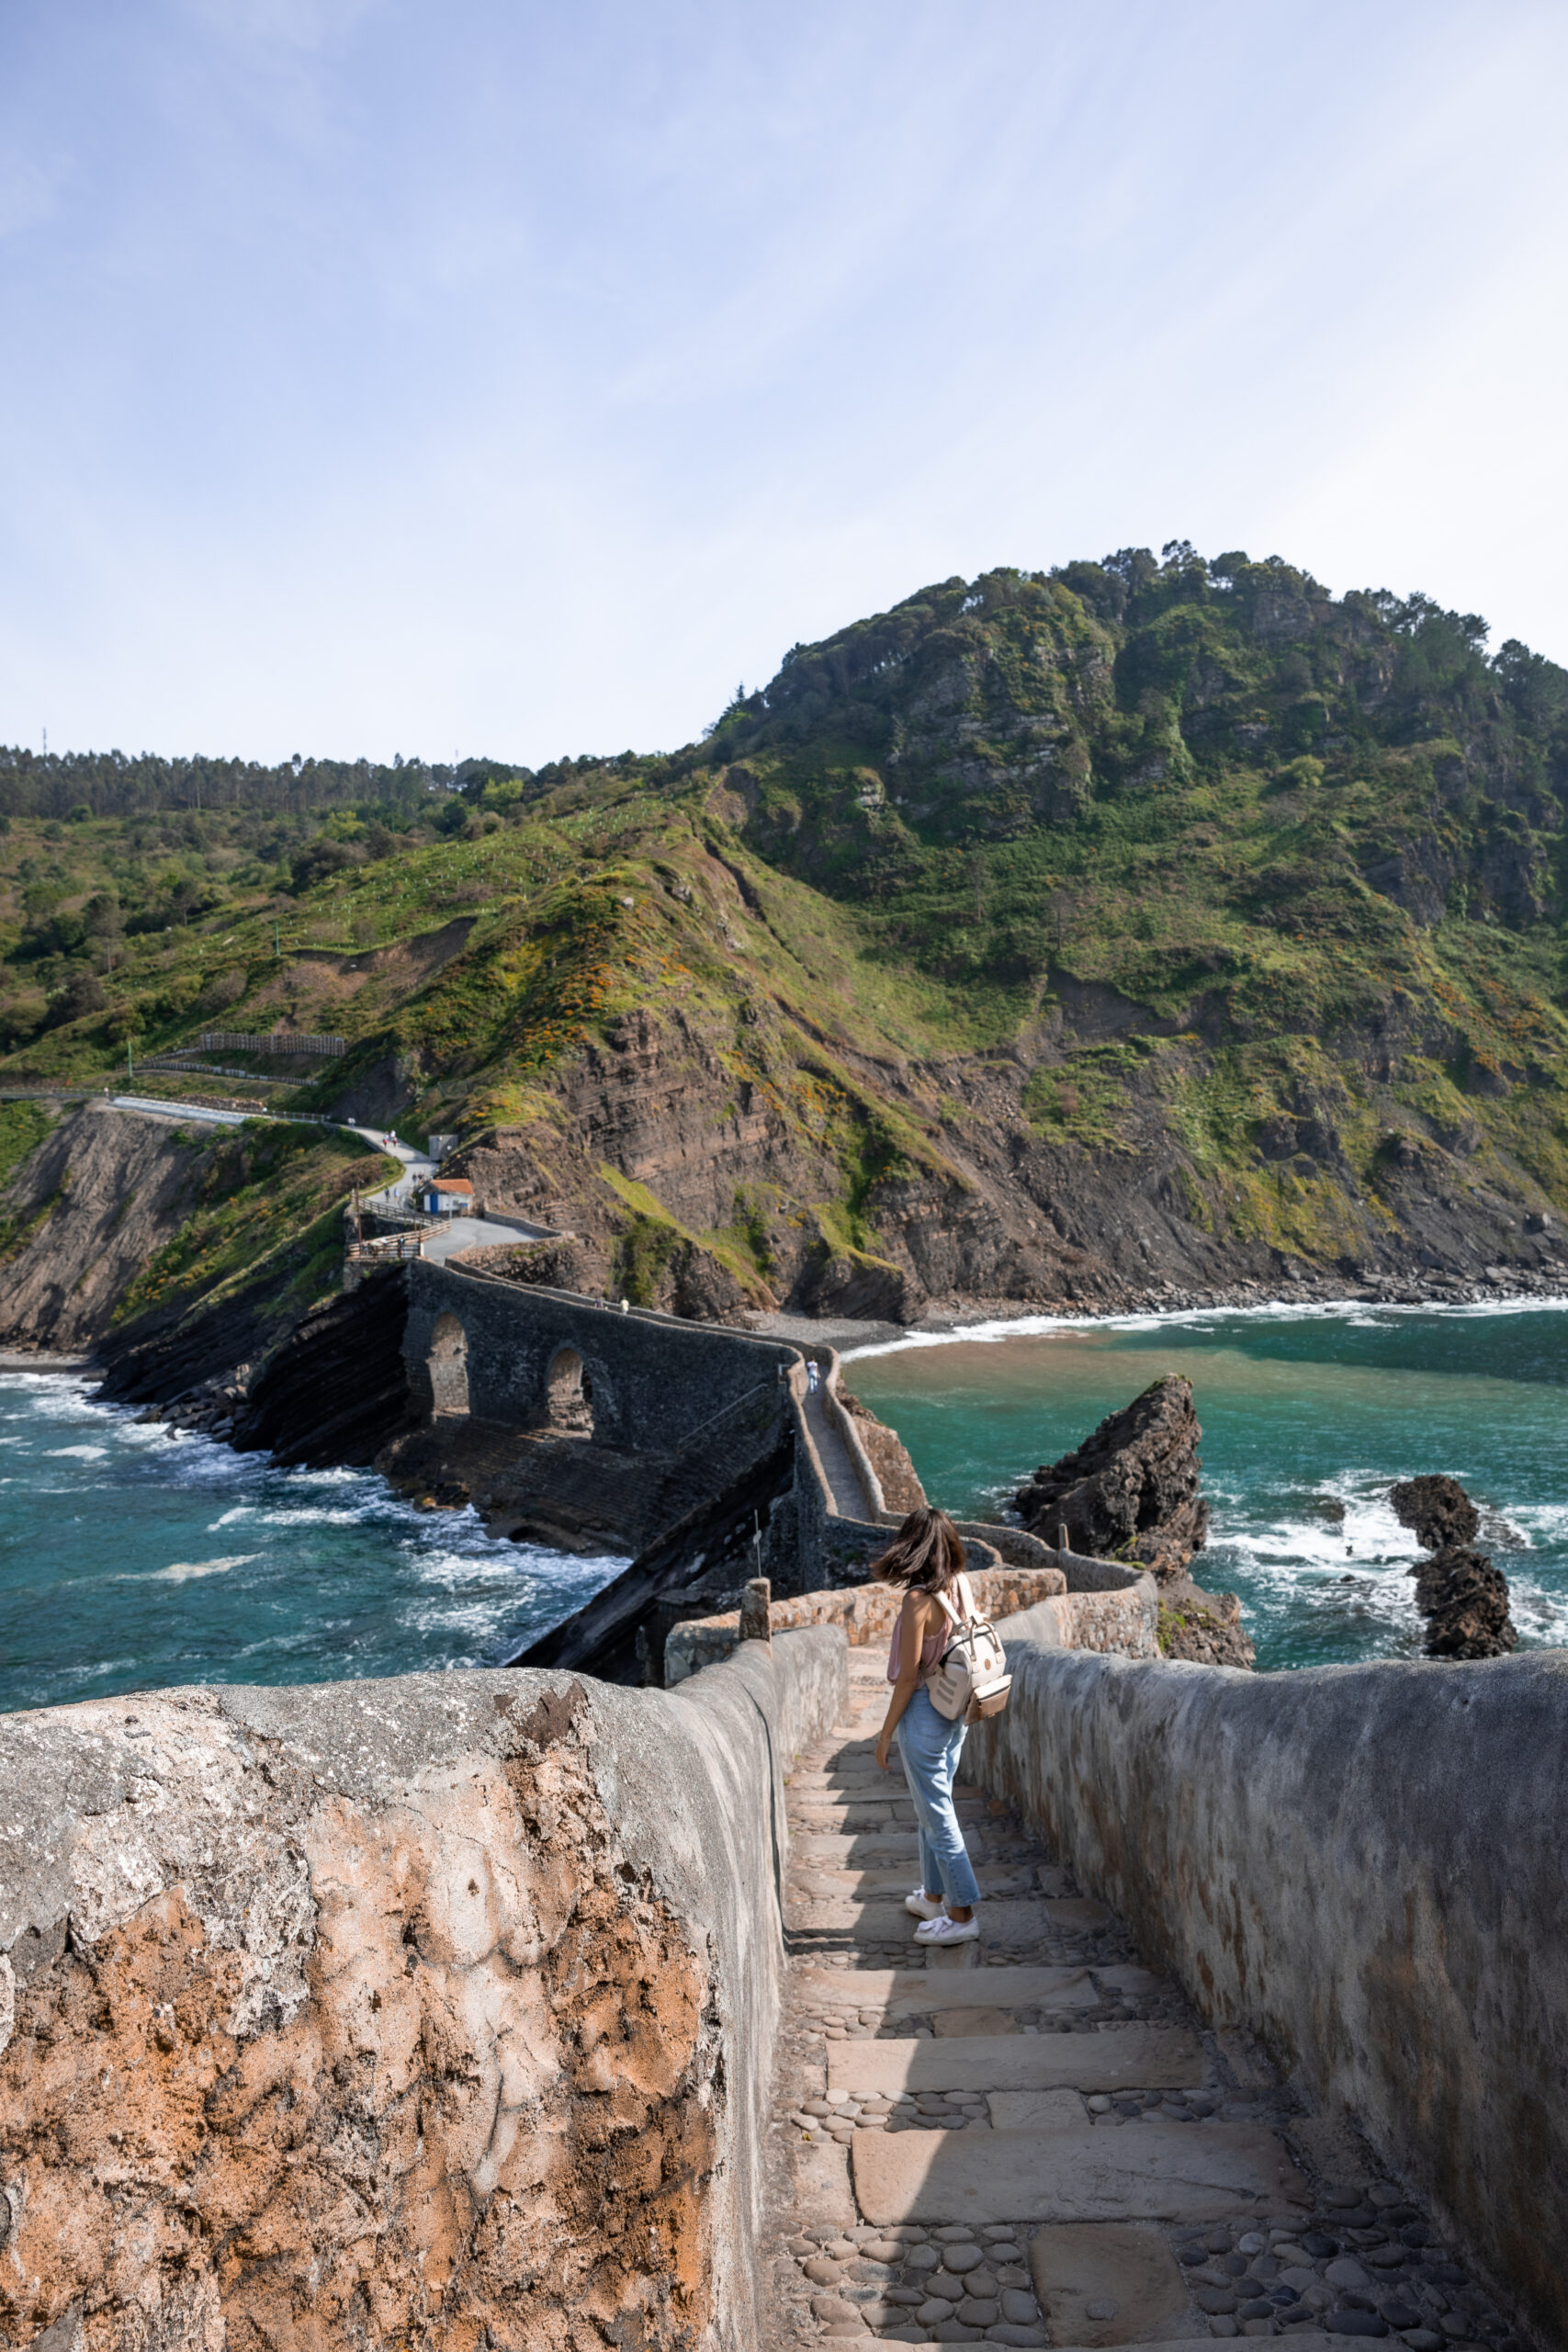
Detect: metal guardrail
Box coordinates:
(347, 1234, 425, 1264)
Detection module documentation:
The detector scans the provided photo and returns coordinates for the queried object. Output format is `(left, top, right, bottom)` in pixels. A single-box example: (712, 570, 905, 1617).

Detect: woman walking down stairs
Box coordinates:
(761, 1650, 1522, 2352)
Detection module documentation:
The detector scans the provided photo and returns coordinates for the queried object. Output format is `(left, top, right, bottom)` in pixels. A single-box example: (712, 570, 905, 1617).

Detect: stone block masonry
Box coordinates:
(0, 1627, 847, 2352)
(403, 1254, 799, 1451)
(963, 1610, 1568, 2350)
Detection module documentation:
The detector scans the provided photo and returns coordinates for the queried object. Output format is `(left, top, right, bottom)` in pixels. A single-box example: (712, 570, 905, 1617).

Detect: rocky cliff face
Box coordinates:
(445, 986, 1568, 1330)
(230, 1269, 419, 1467)
(0, 1102, 205, 1351)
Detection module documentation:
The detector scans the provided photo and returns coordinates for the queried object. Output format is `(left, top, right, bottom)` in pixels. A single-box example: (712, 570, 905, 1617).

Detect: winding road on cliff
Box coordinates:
(108, 1098, 547, 1263)
(761, 1653, 1508, 2352)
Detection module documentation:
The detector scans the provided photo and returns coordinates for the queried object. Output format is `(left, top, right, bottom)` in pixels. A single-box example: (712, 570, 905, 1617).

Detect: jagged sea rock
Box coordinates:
(1411, 1545, 1518, 1660)
(1390, 1474, 1481, 1554)
(1013, 1374, 1210, 1579)
(1391, 1473, 1517, 1659)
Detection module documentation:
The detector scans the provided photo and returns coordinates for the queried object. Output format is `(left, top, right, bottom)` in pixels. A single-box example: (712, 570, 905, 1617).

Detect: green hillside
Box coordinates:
(4, 543, 1566, 1318)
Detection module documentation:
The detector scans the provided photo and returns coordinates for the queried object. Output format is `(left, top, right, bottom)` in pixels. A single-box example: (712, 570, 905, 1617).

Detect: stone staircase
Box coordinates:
(763, 1652, 1519, 2352)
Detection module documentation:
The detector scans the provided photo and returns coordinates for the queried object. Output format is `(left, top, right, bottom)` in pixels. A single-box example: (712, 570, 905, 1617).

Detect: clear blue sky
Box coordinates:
(2, 1, 1564, 765)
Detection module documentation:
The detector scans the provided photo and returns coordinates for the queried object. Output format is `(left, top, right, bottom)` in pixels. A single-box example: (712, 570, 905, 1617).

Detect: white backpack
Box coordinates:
(924, 1574, 1011, 1723)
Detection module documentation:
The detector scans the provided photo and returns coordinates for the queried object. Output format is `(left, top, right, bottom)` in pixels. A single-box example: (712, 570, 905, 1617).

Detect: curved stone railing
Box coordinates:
(0, 1629, 849, 2352)
(964, 1617, 1568, 2350)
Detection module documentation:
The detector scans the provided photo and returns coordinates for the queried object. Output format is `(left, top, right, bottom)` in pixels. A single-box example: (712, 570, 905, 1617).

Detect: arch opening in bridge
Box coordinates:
(546, 1345, 593, 1433)
(428, 1312, 469, 1417)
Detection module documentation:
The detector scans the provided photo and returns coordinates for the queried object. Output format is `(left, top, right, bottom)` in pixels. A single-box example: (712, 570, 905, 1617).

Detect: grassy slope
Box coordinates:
(3, 546, 1565, 1294)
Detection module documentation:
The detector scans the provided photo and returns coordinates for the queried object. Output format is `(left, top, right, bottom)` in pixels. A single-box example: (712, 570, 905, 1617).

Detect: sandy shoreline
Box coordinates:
(746, 1267, 1568, 1360)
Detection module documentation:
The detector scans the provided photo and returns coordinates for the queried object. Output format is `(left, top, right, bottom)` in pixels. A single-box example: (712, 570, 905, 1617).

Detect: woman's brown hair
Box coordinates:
(869, 1506, 967, 1595)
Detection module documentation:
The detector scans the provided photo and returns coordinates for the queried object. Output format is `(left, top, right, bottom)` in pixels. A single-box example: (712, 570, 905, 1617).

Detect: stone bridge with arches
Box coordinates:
(394, 1256, 931, 1668)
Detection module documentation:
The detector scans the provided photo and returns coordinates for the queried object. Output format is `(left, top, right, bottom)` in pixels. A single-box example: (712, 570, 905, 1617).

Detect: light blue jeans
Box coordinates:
(897, 1686, 982, 1910)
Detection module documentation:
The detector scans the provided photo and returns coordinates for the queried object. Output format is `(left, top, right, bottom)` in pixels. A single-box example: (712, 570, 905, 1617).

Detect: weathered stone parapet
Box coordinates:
(0, 1629, 847, 2352)
(659, 1564, 1160, 1687)
(964, 1623, 1568, 2349)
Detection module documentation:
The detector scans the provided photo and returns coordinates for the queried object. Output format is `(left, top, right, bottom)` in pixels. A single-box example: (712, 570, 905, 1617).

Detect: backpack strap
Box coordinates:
(931, 1577, 976, 1631)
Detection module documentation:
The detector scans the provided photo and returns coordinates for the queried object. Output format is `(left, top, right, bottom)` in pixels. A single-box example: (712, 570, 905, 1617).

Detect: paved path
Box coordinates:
(764, 1654, 1512, 2350)
(805, 1379, 880, 1519)
(111, 1093, 257, 1127)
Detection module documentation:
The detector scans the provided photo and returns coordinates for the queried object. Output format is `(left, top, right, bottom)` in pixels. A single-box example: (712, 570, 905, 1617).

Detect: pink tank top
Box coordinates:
(886, 1595, 948, 1684)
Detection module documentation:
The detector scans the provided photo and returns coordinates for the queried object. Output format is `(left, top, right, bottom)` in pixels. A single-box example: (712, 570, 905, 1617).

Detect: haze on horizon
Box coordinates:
(2, 0, 1565, 769)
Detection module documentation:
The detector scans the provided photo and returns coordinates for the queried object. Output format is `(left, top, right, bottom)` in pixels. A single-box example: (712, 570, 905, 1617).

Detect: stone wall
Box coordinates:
(0, 1629, 848, 2352)
(663, 1567, 1161, 1686)
(404, 1258, 796, 1452)
(964, 1617, 1568, 2348)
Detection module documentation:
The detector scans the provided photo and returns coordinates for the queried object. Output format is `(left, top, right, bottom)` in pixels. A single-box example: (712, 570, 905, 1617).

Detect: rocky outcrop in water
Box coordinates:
(1392, 1475, 1517, 1659)
(1390, 1475, 1481, 1554)
(1410, 1547, 1518, 1660)
(1013, 1374, 1211, 1578)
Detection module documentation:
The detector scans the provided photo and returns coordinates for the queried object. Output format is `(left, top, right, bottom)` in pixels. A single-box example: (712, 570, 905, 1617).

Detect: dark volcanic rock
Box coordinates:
(1410, 1546, 1518, 1660)
(1014, 1374, 1210, 1579)
(1390, 1475, 1481, 1553)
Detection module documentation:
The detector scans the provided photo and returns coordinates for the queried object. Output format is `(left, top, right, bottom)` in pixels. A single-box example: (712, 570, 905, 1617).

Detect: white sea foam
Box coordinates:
(255, 1507, 373, 1526)
(210, 1506, 255, 1525)
(147, 1554, 261, 1583)
(46, 1444, 108, 1460)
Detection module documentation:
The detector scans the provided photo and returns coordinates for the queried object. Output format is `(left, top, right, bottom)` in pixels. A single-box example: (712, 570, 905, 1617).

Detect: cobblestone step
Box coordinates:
(794, 1961, 1103, 2018)
(852, 2117, 1311, 2226)
(828, 2026, 1205, 2099)
(791, 1863, 1044, 1900)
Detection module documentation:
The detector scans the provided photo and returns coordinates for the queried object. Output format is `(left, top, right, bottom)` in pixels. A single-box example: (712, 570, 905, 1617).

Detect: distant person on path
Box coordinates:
(807, 1360, 819, 1393)
(872, 1506, 983, 1947)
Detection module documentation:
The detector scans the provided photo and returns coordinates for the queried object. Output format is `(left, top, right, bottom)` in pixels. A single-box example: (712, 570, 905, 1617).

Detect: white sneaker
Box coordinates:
(904, 1888, 945, 1919)
(914, 1911, 979, 1944)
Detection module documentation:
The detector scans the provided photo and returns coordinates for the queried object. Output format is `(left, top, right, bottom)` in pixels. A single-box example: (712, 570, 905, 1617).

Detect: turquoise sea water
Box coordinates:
(843, 1302, 1568, 1671)
(3, 1302, 1564, 1706)
(0, 1368, 622, 1714)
